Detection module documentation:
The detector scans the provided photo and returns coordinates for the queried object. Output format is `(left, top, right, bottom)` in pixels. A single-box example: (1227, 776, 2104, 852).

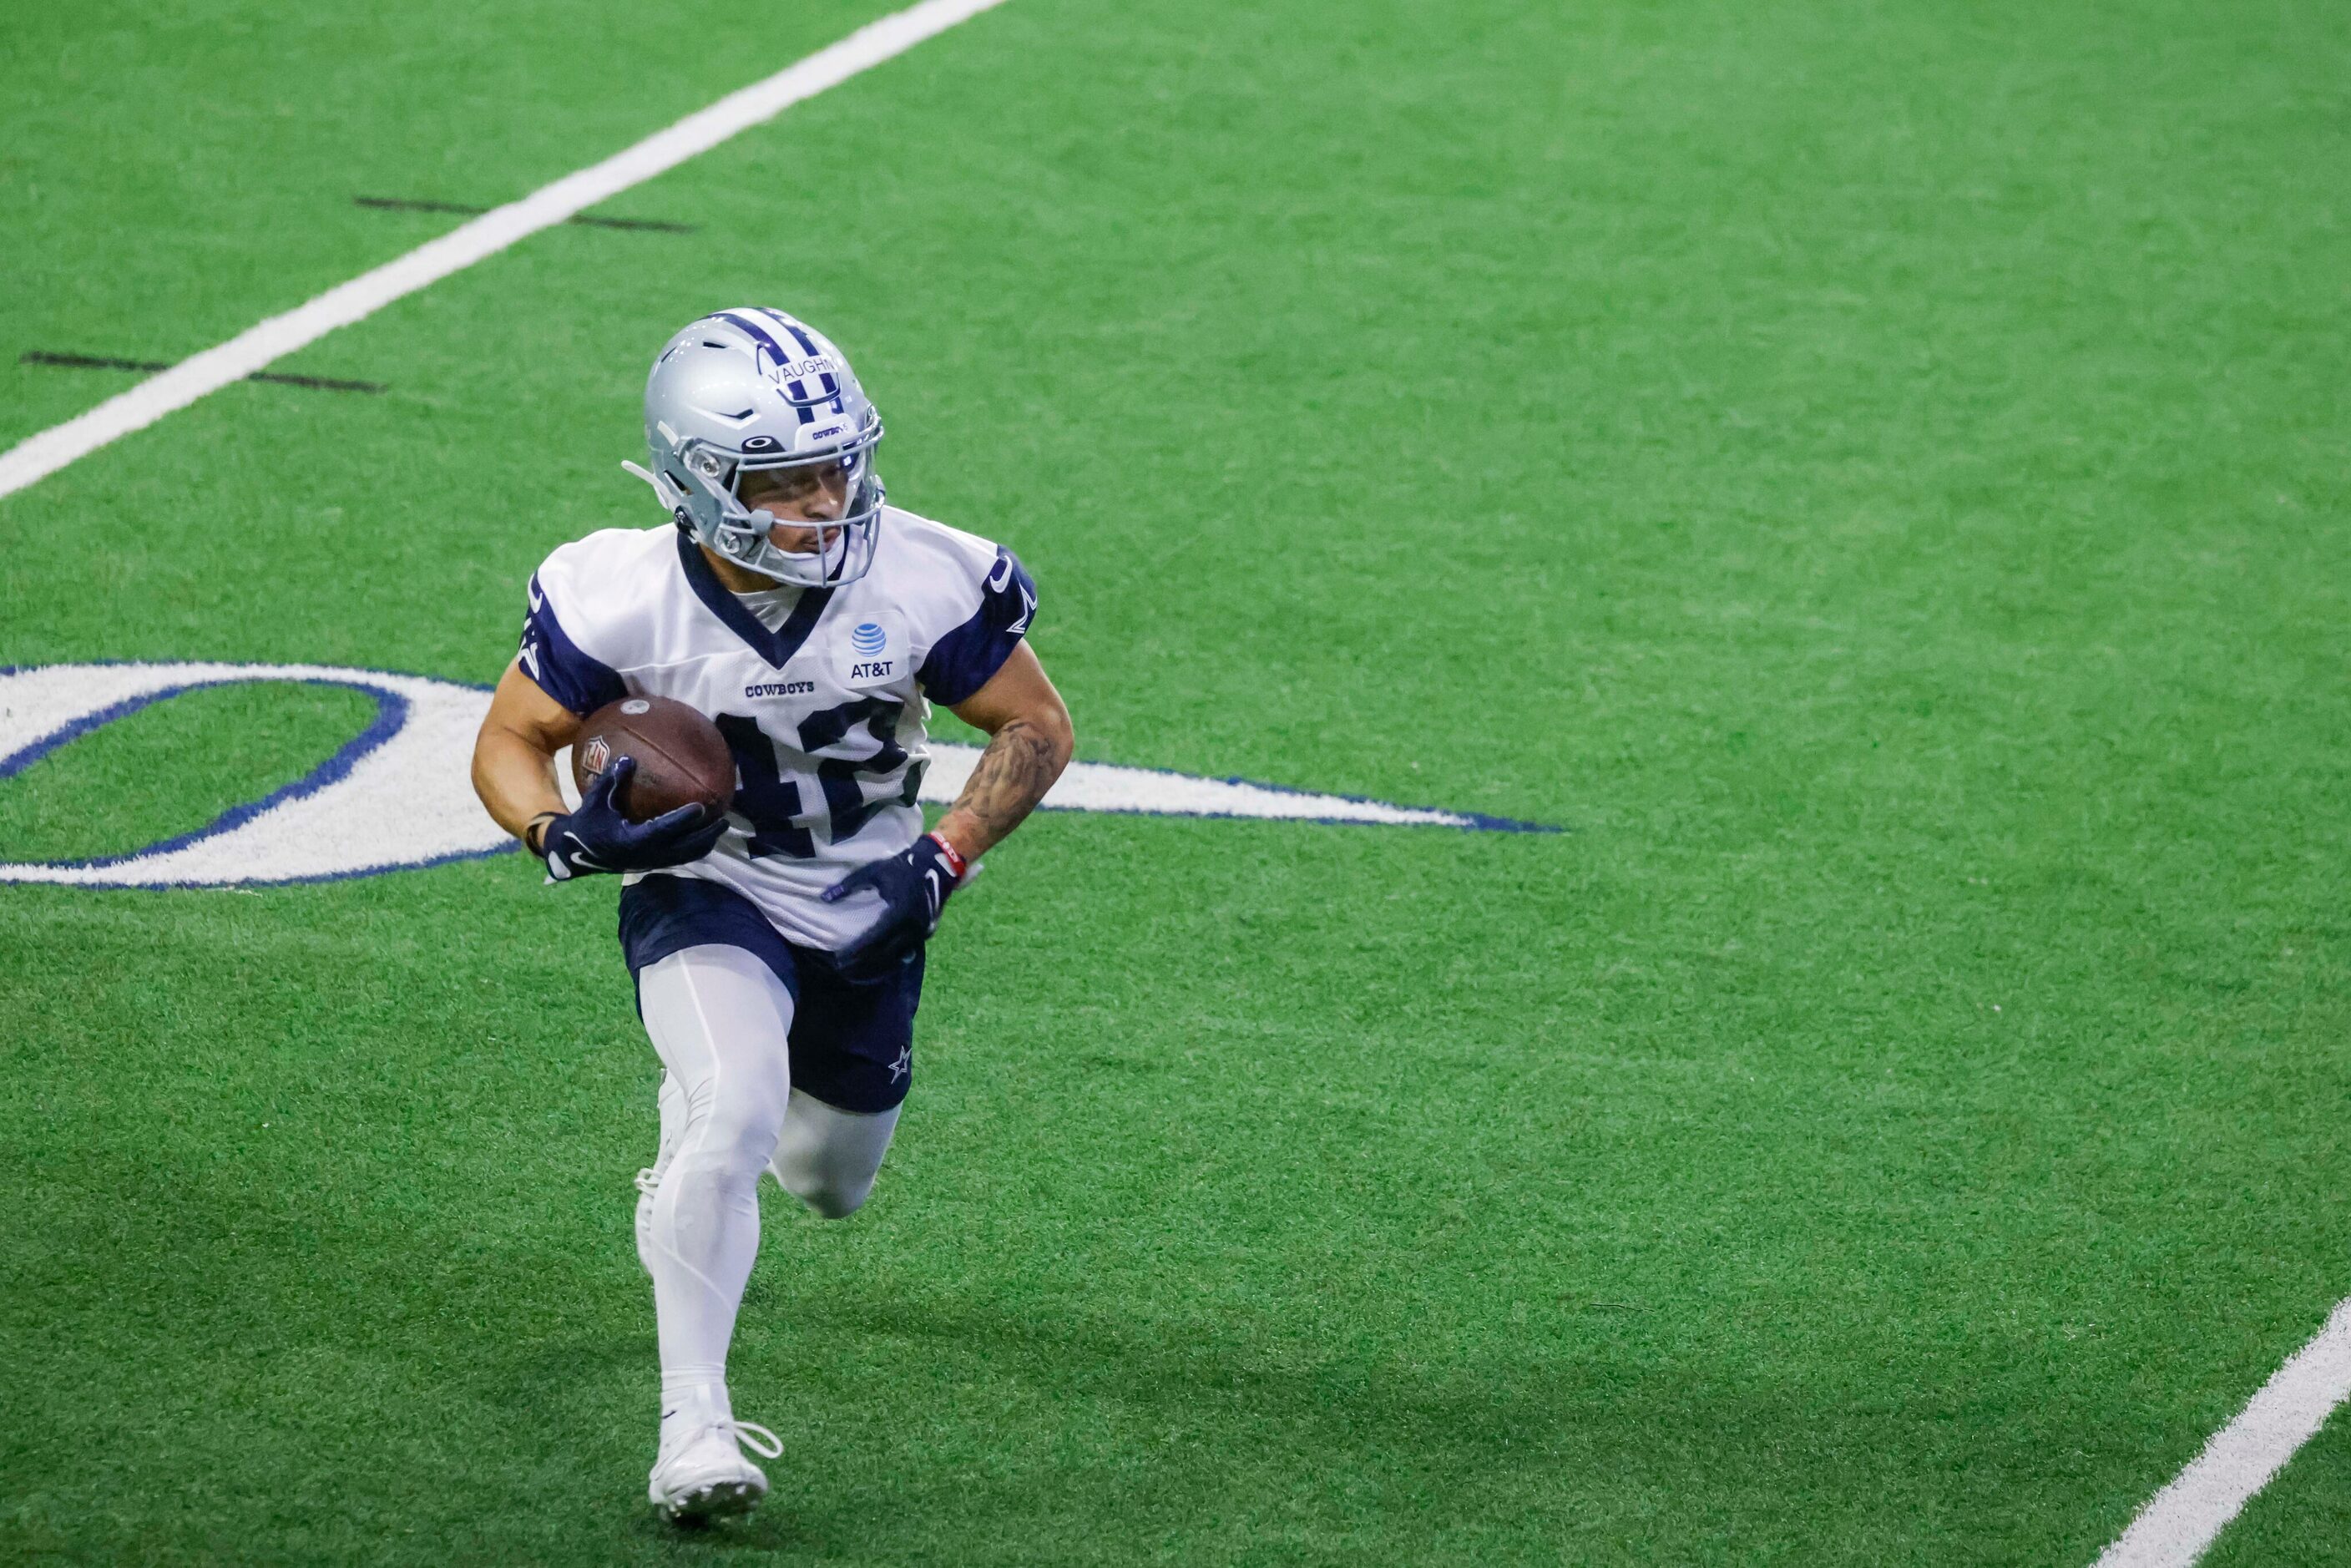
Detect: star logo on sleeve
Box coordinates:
(887, 1045, 912, 1084)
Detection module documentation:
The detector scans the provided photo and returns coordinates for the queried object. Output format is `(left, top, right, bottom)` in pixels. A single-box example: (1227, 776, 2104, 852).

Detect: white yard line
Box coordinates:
(2095, 1296, 2351, 1568)
(0, 0, 1007, 501)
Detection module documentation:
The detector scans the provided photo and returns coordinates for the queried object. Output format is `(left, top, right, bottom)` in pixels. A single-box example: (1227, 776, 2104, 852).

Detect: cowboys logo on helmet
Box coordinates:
(623, 308, 886, 588)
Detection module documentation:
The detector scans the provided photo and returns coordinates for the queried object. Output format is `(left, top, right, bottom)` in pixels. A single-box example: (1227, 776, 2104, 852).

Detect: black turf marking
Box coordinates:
(22, 351, 386, 395)
(23, 350, 169, 374)
(354, 195, 697, 234)
(352, 196, 480, 216)
(247, 369, 388, 393)
(570, 214, 699, 232)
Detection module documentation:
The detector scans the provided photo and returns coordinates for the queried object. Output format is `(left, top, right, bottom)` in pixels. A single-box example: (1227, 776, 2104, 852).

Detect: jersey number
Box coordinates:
(714, 700, 926, 860)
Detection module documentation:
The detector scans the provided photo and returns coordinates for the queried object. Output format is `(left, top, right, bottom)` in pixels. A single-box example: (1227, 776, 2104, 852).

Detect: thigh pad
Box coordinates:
(620, 873, 923, 1113)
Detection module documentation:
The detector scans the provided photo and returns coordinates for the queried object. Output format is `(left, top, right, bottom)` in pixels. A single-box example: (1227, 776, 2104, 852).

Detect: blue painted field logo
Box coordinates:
(0, 662, 1550, 888)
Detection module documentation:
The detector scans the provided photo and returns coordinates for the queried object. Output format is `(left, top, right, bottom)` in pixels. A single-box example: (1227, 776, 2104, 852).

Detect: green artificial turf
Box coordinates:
(0, 681, 377, 862)
(3, 0, 2348, 1561)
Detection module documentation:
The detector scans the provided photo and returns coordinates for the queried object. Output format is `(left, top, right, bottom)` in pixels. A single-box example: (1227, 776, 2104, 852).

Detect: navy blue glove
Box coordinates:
(532, 756, 726, 881)
(821, 832, 966, 979)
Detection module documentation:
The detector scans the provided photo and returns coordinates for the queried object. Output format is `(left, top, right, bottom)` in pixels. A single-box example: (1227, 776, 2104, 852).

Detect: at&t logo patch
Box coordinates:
(847, 621, 893, 682)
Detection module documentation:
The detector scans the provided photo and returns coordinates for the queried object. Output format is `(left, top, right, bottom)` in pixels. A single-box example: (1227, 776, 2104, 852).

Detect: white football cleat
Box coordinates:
(649, 1416, 782, 1524)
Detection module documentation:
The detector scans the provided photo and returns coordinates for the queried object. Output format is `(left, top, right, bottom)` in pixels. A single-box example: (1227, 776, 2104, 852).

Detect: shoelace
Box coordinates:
(656, 1416, 785, 1473)
(635, 1166, 660, 1197)
(728, 1420, 783, 1459)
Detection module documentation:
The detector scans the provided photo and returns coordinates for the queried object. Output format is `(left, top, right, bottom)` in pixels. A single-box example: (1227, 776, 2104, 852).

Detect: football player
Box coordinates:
(469, 309, 1074, 1522)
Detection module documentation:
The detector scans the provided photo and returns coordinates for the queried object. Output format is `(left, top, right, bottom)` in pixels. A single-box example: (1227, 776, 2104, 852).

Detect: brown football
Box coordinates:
(571, 695, 736, 823)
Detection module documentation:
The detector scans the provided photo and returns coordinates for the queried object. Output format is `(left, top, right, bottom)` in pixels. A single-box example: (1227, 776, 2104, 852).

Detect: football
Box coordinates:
(571, 695, 736, 823)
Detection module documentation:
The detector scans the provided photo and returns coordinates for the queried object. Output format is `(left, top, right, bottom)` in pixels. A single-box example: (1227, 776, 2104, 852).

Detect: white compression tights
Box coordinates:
(631, 944, 901, 1406)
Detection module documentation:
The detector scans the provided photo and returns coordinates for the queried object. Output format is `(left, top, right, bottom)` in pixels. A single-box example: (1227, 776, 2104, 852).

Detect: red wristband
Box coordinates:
(925, 831, 968, 881)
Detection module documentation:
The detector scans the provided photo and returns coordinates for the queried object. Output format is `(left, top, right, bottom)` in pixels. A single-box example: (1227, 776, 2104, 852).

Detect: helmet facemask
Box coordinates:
(629, 307, 891, 589)
(674, 423, 884, 588)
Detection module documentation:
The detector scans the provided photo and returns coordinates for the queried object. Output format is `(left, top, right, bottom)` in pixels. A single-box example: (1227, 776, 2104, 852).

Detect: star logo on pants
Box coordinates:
(887, 1044, 911, 1084)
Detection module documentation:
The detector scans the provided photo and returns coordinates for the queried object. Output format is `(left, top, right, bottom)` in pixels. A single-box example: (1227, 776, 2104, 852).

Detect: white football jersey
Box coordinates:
(518, 508, 1037, 950)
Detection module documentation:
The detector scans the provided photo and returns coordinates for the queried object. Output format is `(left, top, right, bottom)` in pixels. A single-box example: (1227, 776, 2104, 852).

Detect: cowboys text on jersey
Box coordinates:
(518, 508, 1036, 950)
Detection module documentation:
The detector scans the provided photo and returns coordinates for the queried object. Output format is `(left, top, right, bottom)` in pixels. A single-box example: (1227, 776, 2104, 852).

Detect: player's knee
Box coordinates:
(678, 1077, 791, 1178)
(771, 1095, 896, 1218)
(771, 1139, 882, 1216)
(791, 1170, 877, 1220)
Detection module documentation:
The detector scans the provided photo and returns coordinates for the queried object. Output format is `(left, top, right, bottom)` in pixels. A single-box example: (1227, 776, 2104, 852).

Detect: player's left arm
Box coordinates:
(934, 642, 1074, 861)
(821, 643, 1069, 976)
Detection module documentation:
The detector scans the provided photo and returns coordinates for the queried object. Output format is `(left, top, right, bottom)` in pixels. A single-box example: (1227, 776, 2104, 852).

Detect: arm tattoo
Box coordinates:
(942, 716, 1064, 857)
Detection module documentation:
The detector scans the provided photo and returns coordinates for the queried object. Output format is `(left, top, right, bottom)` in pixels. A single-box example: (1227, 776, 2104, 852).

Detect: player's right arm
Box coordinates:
(474, 549, 723, 878)
(471, 661, 582, 852)
(473, 660, 723, 878)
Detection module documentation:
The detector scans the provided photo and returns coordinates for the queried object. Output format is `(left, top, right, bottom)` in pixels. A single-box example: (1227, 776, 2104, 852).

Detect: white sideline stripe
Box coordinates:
(2094, 1296, 2351, 1568)
(0, 0, 1008, 501)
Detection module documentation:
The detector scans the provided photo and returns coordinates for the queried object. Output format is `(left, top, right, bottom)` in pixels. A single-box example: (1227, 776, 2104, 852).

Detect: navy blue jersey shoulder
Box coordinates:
(918, 548, 1037, 706)
(518, 574, 625, 716)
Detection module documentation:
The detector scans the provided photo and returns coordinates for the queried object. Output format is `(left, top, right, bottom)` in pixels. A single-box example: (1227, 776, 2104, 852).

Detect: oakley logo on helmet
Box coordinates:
(635, 306, 888, 589)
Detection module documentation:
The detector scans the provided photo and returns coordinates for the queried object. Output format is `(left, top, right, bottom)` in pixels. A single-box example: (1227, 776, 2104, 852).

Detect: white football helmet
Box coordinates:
(624, 308, 885, 587)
